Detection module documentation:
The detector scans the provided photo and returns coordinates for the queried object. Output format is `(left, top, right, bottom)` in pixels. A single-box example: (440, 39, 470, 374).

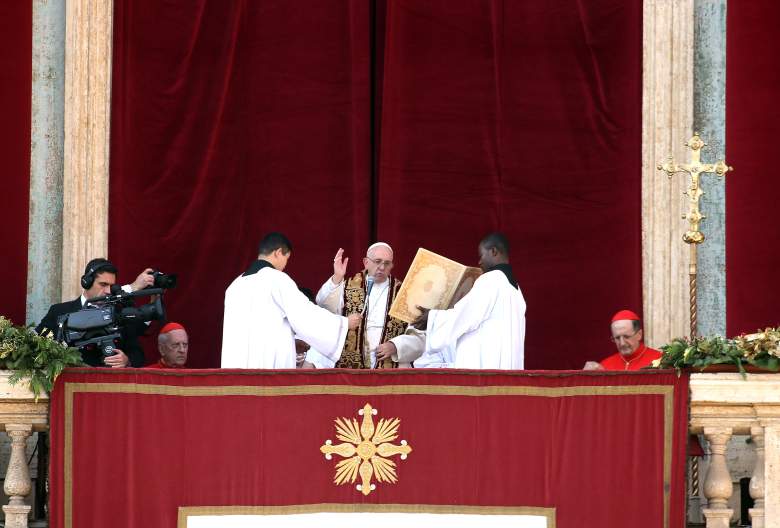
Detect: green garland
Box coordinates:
(654, 327, 780, 374)
(0, 316, 85, 397)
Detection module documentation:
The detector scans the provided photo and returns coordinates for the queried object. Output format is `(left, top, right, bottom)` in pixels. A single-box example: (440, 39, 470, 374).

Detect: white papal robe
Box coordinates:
(316, 276, 401, 367)
(419, 269, 526, 369)
(221, 265, 349, 368)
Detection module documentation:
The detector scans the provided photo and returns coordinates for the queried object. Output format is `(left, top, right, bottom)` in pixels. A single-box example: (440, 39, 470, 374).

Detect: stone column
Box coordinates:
(27, 0, 66, 325)
(641, 0, 694, 347)
(750, 425, 766, 528)
(62, 0, 114, 301)
(692, 0, 727, 337)
(2, 424, 33, 528)
(701, 426, 734, 528)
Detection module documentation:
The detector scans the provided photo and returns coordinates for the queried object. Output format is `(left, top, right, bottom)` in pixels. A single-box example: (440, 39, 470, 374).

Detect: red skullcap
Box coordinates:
(611, 310, 640, 323)
(159, 322, 185, 335)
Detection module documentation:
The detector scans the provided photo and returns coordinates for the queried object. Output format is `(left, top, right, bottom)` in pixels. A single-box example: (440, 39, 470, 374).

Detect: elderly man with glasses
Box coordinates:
(583, 310, 662, 371)
(146, 322, 189, 368)
(315, 242, 408, 368)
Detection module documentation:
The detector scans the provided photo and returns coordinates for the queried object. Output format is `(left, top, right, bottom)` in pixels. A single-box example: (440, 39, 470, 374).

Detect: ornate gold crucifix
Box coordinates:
(657, 133, 733, 337)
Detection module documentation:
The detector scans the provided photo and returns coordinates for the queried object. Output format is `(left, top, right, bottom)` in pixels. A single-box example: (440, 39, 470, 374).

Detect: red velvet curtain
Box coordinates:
(0, 1, 32, 325)
(110, 1, 372, 367)
(110, 0, 643, 368)
(377, 1, 643, 368)
(726, 0, 780, 335)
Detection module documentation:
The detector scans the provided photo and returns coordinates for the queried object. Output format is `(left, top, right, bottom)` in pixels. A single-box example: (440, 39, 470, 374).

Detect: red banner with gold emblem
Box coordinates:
(49, 369, 688, 528)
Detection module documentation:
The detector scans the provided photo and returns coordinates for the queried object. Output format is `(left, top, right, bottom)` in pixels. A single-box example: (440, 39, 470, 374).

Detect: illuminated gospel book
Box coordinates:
(388, 248, 482, 324)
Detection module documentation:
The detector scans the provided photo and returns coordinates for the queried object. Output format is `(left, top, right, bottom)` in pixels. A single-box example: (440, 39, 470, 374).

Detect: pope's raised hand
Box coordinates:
(332, 248, 349, 284)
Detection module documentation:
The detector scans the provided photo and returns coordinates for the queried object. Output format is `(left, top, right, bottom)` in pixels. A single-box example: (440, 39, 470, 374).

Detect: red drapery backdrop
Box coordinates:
(726, 0, 780, 335)
(110, 1, 372, 366)
(0, 1, 32, 326)
(109, 0, 643, 368)
(49, 369, 689, 528)
(377, 0, 643, 368)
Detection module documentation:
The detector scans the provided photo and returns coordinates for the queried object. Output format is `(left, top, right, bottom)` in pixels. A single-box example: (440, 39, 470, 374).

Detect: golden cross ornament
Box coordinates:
(320, 403, 412, 496)
(657, 133, 733, 244)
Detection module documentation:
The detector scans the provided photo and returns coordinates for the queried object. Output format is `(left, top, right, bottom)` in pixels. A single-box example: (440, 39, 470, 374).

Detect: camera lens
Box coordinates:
(150, 270, 177, 289)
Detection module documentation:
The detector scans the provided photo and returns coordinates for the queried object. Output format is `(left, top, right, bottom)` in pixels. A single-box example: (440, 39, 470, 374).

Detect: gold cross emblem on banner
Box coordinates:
(320, 403, 412, 495)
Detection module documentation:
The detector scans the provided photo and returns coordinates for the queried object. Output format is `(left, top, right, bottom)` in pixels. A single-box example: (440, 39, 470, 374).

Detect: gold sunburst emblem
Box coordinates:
(320, 403, 412, 496)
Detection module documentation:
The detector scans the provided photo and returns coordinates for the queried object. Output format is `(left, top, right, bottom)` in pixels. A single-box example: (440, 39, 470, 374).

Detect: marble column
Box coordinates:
(641, 0, 694, 347)
(692, 0, 727, 337)
(62, 0, 114, 301)
(27, 0, 66, 324)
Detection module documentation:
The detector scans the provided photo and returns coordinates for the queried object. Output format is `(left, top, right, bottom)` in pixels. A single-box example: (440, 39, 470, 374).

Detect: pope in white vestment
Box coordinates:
(315, 243, 409, 368)
(221, 234, 357, 369)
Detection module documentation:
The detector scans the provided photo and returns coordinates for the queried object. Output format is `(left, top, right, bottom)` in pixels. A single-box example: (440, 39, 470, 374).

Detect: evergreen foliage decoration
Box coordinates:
(654, 327, 780, 375)
(0, 316, 84, 397)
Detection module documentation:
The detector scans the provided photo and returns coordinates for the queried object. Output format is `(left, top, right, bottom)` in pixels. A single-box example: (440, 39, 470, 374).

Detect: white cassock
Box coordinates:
(316, 277, 399, 367)
(303, 346, 336, 369)
(417, 269, 526, 369)
(221, 266, 349, 368)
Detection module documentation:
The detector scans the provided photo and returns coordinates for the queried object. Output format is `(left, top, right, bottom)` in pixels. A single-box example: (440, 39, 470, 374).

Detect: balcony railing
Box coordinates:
(0, 371, 777, 528)
(690, 372, 780, 528)
(0, 372, 48, 528)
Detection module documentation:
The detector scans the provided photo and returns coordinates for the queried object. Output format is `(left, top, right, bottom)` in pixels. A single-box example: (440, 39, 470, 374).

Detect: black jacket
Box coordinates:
(36, 298, 145, 367)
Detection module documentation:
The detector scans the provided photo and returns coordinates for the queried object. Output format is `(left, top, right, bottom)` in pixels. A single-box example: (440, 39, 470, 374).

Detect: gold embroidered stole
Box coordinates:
(334, 272, 408, 369)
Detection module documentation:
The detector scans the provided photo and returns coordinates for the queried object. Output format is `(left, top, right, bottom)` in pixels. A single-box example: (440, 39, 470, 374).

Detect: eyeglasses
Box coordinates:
(368, 258, 393, 268)
(610, 330, 640, 343)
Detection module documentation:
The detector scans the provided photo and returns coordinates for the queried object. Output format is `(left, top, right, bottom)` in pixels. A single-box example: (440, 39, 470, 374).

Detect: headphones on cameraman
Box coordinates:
(80, 258, 115, 290)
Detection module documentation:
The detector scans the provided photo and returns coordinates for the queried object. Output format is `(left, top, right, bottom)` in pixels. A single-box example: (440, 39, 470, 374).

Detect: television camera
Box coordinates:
(57, 286, 168, 358)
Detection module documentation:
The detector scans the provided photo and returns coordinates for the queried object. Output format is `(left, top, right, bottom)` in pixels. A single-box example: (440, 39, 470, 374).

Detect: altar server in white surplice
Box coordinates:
(221, 232, 362, 369)
(415, 232, 526, 370)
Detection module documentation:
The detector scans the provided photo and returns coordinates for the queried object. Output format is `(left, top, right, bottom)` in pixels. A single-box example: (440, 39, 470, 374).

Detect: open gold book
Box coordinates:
(388, 248, 482, 324)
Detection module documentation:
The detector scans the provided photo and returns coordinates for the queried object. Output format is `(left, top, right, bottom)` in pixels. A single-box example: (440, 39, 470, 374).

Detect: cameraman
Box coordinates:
(36, 258, 155, 368)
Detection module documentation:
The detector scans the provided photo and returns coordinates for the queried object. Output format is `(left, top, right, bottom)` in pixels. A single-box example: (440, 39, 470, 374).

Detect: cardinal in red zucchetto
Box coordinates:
(583, 309, 662, 371)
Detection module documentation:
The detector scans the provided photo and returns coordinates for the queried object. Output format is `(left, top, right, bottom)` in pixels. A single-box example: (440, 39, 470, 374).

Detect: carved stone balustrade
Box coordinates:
(690, 373, 780, 528)
(0, 372, 49, 528)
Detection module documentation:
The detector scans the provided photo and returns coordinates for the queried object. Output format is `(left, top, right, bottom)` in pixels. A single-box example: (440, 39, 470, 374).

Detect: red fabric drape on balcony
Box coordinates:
(49, 369, 689, 528)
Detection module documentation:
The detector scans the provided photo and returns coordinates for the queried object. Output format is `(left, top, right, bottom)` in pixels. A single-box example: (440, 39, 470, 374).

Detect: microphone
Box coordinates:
(363, 276, 375, 313)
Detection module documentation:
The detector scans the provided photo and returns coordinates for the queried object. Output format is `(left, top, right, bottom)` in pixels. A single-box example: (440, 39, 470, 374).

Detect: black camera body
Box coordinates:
(58, 288, 166, 360)
(149, 269, 177, 290)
